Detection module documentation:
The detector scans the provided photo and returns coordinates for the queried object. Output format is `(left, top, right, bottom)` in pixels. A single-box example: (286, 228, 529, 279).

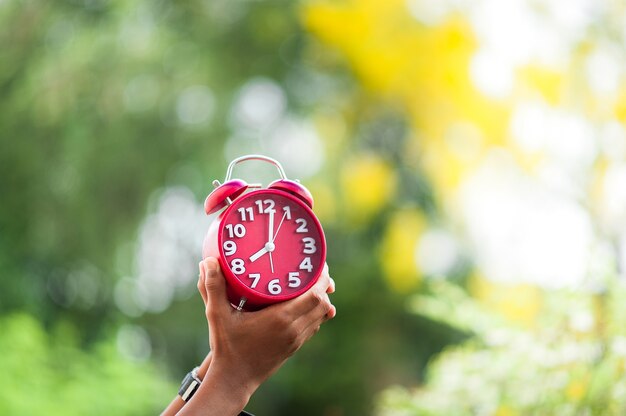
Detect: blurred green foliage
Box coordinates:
(0, 313, 173, 415)
(7, 0, 626, 415)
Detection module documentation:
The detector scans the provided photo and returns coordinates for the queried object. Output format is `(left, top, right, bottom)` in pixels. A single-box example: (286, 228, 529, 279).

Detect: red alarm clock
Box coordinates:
(202, 155, 326, 311)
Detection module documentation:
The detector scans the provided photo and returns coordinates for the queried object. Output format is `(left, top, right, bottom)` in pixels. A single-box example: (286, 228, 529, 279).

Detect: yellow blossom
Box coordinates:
(518, 66, 564, 105)
(495, 405, 518, 416)
(566, 378, 588, 402)
(340, 153, 397, 225)
(614, 85, 626, 122)
(303, 0, 509, 206)
(469, 274, 542, 328)
(379, 209, 426, 292)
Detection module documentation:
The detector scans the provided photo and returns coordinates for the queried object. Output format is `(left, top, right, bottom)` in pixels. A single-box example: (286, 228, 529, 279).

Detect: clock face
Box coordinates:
(218, 189, 326, 300)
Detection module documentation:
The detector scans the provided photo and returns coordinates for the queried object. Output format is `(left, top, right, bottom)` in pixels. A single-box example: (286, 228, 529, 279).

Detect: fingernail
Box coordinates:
(206, 257, 218, 275)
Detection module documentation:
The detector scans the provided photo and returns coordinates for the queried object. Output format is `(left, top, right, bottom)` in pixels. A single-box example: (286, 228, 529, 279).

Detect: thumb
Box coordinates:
(201, 257, 230, 315)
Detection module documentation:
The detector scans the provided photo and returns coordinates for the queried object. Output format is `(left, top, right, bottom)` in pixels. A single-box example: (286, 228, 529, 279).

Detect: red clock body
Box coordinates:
(202, 188, 326, 310)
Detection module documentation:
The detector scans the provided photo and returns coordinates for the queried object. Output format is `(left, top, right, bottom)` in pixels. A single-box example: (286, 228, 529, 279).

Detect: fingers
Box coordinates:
(283, 271, 334, 318)
(304, 267, 336, 320)
(293, 289, 336, 347)
(298, 306, 333, 344)
(198, 257, 336, 327)
(199, 257, 230, 318)
(327, 303, 337, 320)
(293, 289, 334, 326)
(197, 262, 208, 306)
(322, 263, 335, 294)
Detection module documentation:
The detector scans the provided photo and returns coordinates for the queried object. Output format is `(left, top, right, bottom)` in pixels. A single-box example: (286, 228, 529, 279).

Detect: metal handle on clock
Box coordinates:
(224, 154, 288, 182)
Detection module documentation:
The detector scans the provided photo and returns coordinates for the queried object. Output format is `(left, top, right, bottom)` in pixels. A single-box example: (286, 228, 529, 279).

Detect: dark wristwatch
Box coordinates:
(178, 366, 201, 402)
(177, 366, 255, 415)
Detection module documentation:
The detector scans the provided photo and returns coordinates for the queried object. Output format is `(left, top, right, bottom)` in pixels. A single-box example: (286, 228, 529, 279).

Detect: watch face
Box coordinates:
(218, 189, 326, 300)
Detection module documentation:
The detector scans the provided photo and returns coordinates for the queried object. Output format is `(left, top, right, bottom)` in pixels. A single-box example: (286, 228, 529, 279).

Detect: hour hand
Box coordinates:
(249, 247, 268, 263)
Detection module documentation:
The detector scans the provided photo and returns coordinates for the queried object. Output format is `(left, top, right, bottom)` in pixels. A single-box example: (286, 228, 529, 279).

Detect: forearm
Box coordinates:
(160, 352, 213, 416)
(176, 365, 258, 416)
(161, 396, 185, 416)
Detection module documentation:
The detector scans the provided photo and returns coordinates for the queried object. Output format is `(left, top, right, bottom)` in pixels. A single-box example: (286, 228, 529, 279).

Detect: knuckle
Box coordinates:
(204, 278, 219, 292)
(275, 311, 293, 328)
(205, 304, 220, 322)
(327, 304, 336, 319)
(316, 272, 329, 287)
(287, 342, 299, 356)
(317, 294, 332, 314)
(285, 326, 300, 346)
(309, 291, 324, 307)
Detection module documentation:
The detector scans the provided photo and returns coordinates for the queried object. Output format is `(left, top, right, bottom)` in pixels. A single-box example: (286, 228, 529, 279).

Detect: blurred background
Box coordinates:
(1, 0, 626, 414)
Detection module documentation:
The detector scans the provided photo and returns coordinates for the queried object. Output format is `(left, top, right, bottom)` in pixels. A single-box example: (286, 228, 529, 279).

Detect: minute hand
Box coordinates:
(268, 209, 275, 244)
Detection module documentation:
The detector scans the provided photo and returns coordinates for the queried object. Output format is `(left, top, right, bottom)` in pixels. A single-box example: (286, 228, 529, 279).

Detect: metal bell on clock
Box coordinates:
(204, 179, 249, 215)
(268, 179, 314, 209)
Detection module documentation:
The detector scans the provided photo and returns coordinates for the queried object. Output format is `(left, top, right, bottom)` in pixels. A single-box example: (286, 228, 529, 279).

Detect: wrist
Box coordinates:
(180, 366, 257, 416)
(197, 351, 212, 380)
(205, 365, 259, 406)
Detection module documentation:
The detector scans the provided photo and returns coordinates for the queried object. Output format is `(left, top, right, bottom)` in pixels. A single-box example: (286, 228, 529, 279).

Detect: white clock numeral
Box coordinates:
(255, 199, 276, 214)
(223, 240, 237, 256)
(299, 257, 313, 273)
(237, 207, 254, 222)
(282, 205, 292, 220)
(225, 224, 246, 238)
(268, 278, 282, 295)
(295, 218, 308, 233)
(231, 258, 245, 275)
(248, 273, 261, 288)
(288, 272, 301, 288)
(302, 237, 316, 254)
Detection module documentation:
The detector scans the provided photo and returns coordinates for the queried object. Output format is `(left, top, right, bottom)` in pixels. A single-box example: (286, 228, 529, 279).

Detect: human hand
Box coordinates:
(197, 257, 336, 398)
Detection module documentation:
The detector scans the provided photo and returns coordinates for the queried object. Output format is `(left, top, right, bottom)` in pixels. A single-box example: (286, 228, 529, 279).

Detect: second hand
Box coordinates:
(268, 211, 287, 274)
(272, 211, 288, 243)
